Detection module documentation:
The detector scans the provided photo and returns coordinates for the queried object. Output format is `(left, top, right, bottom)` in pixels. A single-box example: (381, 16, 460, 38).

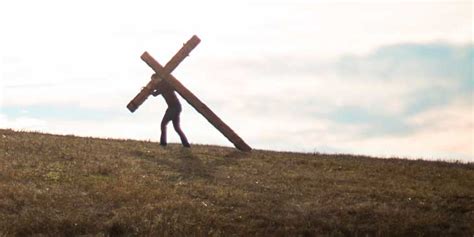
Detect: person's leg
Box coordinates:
(160, 109, 173, 146)
(172, 113, 190, 147)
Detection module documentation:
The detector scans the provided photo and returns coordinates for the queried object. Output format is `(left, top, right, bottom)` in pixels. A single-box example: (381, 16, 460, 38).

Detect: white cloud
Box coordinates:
(1, 96, 472, 162)
(339, 100, 473, 161)
(0, 114, 47, 131)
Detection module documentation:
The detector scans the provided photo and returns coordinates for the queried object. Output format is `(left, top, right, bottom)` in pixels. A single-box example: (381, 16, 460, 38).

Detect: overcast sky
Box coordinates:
(0, 0, 472, 161)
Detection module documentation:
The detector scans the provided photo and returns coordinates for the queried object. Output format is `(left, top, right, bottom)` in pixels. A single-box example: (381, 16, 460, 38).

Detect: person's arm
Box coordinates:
(152, 86, 162, 97)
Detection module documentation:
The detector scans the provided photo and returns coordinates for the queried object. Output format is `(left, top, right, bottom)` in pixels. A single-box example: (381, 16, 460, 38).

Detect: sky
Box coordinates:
(0, 0, 473, 162)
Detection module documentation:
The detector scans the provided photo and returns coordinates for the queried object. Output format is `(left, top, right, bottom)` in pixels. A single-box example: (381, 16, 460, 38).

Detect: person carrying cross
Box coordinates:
(150, 73, 190, 148)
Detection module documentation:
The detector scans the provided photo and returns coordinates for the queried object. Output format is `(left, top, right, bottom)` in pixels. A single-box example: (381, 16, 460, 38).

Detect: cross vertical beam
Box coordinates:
(141, 52, 252, 152)
(127, 36, 201, 112)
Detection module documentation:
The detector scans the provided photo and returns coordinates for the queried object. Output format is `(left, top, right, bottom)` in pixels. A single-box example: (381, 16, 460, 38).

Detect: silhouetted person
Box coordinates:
(151, 74, 190, 147)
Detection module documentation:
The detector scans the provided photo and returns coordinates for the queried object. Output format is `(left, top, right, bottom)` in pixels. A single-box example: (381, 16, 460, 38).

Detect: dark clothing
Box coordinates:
(153, 81, 181, 109)
(152, 80, 190, 147)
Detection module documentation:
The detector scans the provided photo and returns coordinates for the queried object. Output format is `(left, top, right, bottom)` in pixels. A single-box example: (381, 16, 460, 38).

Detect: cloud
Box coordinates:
(352, 100, 473, 161)
(335, 43, 472, 85)
(1, 105, 124, 121)
(328, 106, 415, 137)
(204, 42, 473, 160)
(336, 43, 472, 114)
(0, 114, 46, 131)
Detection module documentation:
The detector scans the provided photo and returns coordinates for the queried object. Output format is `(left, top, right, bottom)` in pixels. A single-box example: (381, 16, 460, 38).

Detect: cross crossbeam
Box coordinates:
(127, 35, 252, 152)
(127, 36, 200, 112)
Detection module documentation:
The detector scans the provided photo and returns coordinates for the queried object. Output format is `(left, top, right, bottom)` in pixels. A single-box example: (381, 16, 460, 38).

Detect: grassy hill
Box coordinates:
(0, 129, 472, 236)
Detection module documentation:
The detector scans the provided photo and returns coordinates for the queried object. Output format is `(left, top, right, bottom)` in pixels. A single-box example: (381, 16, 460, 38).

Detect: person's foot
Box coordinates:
(160, 142, 167, 146)
(183, 142, 191, 148)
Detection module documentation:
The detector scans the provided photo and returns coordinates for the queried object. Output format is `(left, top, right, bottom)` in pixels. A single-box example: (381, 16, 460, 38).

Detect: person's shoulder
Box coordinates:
(155, 81, 166, 90)
(163, 82, 174, 91)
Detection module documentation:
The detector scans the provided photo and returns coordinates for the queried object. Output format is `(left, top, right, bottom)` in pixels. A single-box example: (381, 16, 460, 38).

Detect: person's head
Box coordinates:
(151, 73, 162, 82)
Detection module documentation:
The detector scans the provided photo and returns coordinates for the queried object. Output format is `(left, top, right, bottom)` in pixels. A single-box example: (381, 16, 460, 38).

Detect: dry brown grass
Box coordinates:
(0, 129, 473, 236)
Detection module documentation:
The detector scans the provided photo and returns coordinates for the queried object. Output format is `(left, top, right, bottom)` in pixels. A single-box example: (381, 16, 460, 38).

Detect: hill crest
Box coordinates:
(0, 129, 472, 236)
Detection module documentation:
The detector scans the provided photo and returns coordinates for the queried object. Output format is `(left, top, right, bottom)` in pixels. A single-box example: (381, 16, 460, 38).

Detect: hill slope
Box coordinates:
(0, 129, 473, 236)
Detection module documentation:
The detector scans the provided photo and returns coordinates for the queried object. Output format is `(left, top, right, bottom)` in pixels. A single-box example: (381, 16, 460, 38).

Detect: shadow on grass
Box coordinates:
(224, 150, 251, 159)
(130, 147, 249, 181)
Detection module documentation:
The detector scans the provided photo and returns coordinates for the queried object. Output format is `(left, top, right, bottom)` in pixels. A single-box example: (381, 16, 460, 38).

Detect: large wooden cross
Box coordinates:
(127, 35, 252, 152)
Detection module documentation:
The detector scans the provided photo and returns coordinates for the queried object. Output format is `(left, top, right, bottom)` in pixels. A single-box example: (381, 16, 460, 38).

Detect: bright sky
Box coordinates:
(0, 0, 473, 161)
